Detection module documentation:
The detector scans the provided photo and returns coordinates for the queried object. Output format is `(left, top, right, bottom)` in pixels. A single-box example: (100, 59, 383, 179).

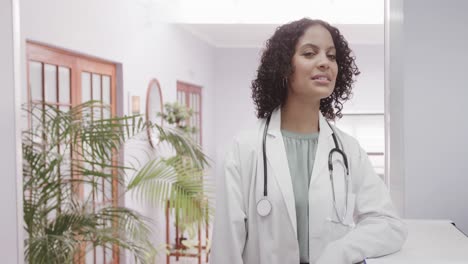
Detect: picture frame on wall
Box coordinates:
(128, 90, 142, 116)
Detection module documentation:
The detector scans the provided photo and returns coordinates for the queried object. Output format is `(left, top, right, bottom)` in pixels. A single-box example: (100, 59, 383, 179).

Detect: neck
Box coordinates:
(281, 97, 320, 134)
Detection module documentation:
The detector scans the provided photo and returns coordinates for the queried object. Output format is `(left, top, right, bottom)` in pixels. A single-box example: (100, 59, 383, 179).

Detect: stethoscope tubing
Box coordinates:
(260, 114, 350, 222)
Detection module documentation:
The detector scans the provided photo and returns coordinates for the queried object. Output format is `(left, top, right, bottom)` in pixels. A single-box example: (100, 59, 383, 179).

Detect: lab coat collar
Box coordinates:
(266, 107, 333, 139)
(264, 107, 334, 238)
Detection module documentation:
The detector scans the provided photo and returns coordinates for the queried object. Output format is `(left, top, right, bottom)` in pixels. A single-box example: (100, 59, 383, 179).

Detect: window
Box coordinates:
(26, 41, 118, 264)
(176, 81, 202, 146)
(333, 114, 385, 181)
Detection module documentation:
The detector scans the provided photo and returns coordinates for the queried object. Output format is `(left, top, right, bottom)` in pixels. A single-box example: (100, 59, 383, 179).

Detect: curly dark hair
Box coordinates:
(251, 18, 360, 120)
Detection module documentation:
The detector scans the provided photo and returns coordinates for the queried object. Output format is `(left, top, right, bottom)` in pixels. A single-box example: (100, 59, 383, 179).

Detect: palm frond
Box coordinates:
(23, 100, 213, 263)
(127, 156, 213, 226)
(23, 101, 156, 263)
(154, 124, 210, 170)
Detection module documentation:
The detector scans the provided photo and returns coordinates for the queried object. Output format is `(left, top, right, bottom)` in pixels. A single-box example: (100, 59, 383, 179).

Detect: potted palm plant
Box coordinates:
(22, 101, 211, 264)
(129, 102, 212, 255)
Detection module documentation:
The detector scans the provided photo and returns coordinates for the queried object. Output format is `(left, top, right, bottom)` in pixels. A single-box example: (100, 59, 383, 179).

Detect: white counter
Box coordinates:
(366, 219, 468, 264)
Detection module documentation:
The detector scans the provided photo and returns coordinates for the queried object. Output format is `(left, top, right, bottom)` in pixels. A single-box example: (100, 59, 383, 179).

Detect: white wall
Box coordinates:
(213, 48, 261, 182)
(401, 0, 468, 233)
(347, 44, 385, 114)
(20, 0, 216, 262)
(213, 44, 385, 187)
(0, 0, 22, 262)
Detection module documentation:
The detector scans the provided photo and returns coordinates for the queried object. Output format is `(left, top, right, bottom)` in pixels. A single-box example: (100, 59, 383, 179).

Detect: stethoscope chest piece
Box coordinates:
(257, 198, 272, 216)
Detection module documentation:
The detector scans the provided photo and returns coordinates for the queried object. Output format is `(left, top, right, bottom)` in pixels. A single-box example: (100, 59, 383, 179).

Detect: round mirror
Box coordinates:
(146, 78, 164, 148)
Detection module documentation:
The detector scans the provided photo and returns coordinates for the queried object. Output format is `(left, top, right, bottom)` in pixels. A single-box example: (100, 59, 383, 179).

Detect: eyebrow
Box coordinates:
(300, 43, 336, 51)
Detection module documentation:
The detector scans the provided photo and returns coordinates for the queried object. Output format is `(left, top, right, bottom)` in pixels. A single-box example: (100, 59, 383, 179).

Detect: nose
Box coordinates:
(317, 52, 330, 69)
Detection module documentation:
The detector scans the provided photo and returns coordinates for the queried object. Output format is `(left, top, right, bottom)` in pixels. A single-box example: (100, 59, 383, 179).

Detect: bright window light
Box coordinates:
(161, 0, 384, 24)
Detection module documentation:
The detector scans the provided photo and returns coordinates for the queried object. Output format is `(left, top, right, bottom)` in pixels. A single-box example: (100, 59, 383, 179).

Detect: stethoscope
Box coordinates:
(256, 114, 350, 226)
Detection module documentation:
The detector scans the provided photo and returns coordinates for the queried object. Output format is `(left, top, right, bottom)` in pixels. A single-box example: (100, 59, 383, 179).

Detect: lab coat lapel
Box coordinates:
(309, 113, 336, 262)
(309, 113, 334, 187)
(265, 108, 297, 237)
(264, 110, 335, 239)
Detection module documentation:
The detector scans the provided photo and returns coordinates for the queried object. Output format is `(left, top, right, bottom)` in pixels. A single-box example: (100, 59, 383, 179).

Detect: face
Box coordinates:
(288, 24, 338, 102)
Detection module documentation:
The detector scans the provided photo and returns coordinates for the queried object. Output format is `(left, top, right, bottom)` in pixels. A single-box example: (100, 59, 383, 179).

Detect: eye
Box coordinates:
(327, 54, 337, 61)
(303, 51, 315, 57)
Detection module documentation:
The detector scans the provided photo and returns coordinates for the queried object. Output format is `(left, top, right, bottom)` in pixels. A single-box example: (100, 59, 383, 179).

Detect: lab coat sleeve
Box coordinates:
(211, 142, 247, 264)
(316, 143, 408, 264)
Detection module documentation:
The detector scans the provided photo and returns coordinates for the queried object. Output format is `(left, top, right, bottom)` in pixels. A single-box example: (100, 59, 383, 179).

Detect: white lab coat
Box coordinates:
(211, 108, 407, 264)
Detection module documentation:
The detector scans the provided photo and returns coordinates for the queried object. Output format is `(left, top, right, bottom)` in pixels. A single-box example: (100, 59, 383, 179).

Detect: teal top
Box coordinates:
(281, 129, 319, 263)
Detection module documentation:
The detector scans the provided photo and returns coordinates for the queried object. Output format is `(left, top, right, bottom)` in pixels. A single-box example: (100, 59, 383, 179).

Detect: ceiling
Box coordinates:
(177, 23, 384, 48)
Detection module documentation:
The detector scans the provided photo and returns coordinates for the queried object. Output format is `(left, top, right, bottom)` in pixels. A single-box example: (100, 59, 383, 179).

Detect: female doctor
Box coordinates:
(211, 18, 407, 264)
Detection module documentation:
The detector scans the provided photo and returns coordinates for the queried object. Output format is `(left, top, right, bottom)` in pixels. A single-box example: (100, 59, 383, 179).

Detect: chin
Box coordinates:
(309, 86, 334, 98)
(292, 86, 334, 101)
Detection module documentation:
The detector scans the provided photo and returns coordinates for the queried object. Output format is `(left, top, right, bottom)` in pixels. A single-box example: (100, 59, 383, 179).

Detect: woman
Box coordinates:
(211, 18, 407, 264)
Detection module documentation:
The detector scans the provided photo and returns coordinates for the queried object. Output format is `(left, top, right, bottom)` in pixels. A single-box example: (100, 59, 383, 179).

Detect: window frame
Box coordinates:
(26, 41, 119, 264)
(176, 81, 203, 146)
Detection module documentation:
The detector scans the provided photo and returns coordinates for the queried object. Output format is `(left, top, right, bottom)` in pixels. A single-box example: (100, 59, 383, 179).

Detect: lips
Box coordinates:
(311, 74, 331, 81)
